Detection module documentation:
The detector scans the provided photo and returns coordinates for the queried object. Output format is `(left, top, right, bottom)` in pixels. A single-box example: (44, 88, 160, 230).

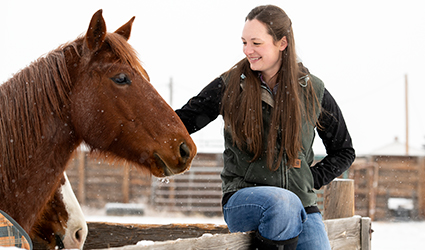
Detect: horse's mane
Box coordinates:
(0, 46, 73, 185)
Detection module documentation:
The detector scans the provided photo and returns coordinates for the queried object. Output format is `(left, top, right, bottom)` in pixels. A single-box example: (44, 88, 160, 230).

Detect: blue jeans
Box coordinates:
(222, 186, 331, 250)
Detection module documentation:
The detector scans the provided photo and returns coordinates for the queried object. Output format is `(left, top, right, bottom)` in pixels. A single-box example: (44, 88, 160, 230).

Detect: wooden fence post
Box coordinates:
(367, 164, 379, 221)
(361, 217, 372, 250)
(419, 157, 425, 219)
(122, 163, 130, 203)
(323, 179, 355, 220)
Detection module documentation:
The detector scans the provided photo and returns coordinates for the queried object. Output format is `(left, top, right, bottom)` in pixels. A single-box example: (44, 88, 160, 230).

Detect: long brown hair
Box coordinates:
(221, 5, 320, 170)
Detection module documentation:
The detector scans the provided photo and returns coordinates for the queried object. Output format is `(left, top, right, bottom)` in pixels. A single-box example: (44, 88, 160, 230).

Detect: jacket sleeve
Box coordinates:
(310, 88, 356, 189)
(175, 77, 224, 134)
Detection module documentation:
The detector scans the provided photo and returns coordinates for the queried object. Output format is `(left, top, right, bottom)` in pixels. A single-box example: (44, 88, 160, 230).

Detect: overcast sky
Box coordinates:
(1, 0, 425, 156)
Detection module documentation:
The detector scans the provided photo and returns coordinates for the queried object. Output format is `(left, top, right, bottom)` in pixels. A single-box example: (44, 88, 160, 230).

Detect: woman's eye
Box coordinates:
(111, 73, 131, 85)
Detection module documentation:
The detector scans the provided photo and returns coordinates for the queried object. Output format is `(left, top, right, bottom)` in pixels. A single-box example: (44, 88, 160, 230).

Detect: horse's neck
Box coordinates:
(2, 137, 78, 233)
(0, 72, 79, 233)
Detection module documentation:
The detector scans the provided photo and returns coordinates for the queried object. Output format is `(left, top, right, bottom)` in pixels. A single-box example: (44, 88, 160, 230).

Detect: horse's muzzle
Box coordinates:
(154, 141, 193, 177)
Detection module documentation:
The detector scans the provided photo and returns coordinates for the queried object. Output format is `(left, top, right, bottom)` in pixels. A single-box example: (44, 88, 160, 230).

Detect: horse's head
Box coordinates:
(67, 10, 196, 177)
(31, 173, 87, 249)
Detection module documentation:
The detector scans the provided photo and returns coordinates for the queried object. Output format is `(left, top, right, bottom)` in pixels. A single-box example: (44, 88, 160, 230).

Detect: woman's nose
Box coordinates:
(244, 44, 254, 55)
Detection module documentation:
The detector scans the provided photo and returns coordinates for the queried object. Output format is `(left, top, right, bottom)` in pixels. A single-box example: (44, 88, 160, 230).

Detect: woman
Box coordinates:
(176, 5, 355, 250)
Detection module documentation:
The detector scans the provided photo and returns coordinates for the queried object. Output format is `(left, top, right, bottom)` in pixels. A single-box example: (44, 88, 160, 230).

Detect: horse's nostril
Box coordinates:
(75, 229, 81, 241)
(75, 228, 85, 244)
(179, 142, 190, 161)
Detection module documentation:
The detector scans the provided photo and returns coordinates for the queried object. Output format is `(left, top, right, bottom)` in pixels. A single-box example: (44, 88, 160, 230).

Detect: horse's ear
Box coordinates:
(86, 9, 107, 51)
(114, 16, 135, 41)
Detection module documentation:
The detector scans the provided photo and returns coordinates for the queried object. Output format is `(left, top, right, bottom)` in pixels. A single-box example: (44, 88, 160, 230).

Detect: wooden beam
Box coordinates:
(324, 216, 364, 250)
(122, 163, 130, 203)
(367, 164, 379, 221)
(116, 232, 252, 250)
(84, 223, 230, 249)
(323, 179, 355, 220)
(361, 217, 372, 250)
(85, 216, 371, 250)
(419, 157, 425, 218)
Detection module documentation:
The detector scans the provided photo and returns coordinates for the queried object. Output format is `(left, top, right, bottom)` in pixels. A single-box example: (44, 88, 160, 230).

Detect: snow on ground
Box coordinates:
(371, 220, 425, 250)
(83, 206, 425, 249)
(83, 205, 226, 225)
(86, 212, 226, 226)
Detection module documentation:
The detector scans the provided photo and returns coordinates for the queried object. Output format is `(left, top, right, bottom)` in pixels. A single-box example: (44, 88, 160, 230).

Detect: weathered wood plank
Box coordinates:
(84, 223, 230, 249)
(361, 217, 371, 250)
(101, 232, 253, 250)
(122, 163, 130, 203)
(367, 164, 379, 221)
(324, 216, 361, 250)
(84, 216, 371, 250)
(419, 158, 425, 218)
(323, 179, 355, 220)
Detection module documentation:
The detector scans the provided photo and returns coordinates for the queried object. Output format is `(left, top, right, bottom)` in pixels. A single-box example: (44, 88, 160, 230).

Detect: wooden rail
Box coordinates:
(150, 163, 223, 215)
(84, 216, 371, 250)
(83, 179, 371, 250)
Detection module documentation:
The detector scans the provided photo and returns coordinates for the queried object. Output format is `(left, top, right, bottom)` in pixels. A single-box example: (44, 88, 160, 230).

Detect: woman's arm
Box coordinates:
(175, 77, 224, 134)
(310, 88, 356, 190)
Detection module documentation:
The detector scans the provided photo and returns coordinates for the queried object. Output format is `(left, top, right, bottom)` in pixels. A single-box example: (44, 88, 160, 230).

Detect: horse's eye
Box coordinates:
(111, 73, 131, 85)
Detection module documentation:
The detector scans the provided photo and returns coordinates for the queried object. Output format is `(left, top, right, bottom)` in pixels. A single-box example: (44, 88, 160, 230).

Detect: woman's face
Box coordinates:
(242, 19, 287, 81)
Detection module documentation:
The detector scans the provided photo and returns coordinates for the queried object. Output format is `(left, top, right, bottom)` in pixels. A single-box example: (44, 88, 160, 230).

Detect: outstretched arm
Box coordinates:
(175, 77, 224, 134)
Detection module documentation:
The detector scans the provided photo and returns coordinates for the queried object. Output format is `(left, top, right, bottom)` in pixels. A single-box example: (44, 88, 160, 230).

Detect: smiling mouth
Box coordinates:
(249, 57, 261, 62)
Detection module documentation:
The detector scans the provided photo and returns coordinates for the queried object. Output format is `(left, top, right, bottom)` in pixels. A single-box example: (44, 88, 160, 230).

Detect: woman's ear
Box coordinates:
(279, 36, 288, 51)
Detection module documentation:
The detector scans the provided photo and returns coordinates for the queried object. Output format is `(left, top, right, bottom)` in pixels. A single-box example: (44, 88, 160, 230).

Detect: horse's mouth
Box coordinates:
(154, 153, 174, 177)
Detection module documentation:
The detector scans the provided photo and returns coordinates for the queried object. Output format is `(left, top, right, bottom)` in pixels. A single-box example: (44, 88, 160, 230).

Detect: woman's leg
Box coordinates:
(296, 212, 331, 250)
(222, 186, 306, 242)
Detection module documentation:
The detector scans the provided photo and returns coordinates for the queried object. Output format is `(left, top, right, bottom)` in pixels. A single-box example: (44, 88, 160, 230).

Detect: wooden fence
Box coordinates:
(64, 151, 374, 249)
(84, 216, 371, 250)
(66, 150, 152, 208)
(83, 179, 371, 250)
(150, 153, 223, 215)
(65, 152, 227, 210)
(349, 155, 425, 221)
(65, 150, 425, 221)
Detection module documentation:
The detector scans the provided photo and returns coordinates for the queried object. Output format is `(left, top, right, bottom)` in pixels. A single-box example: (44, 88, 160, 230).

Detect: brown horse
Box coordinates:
(30, 172, 87, 249)
(0, 8, 196, 242)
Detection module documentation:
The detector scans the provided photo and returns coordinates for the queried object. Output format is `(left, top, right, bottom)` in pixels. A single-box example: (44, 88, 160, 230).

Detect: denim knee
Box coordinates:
(258, 190, 306, 241)
(223, 187, 307, 241)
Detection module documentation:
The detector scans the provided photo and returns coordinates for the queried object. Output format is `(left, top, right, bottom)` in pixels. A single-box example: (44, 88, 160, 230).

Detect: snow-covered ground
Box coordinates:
(84, 206, 226, 225)
(371, 220, 425, 250)
(83, 206, 425, 249)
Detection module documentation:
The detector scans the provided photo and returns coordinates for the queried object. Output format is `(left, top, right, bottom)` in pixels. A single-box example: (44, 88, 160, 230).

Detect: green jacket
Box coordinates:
(220, 74, 325, 208)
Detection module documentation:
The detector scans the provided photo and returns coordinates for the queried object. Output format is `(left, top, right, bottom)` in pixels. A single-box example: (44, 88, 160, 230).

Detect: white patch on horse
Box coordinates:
(61, 172, 88, 249)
